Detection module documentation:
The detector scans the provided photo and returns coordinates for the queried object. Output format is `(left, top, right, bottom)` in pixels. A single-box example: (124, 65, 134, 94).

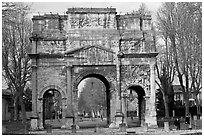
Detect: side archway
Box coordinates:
(39, 85, 66, 127)
(126, 85, 146, 127)
(39, 85, 66, 99)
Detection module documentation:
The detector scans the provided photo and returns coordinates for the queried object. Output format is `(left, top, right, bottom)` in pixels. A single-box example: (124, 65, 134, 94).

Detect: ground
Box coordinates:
(2, 118, 202, 135)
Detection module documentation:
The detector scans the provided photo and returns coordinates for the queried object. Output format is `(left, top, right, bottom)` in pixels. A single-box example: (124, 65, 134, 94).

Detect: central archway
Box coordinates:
(74, 73, 111, 126)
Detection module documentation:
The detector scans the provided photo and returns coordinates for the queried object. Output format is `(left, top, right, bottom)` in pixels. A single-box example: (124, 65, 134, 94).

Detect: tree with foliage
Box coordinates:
(2, 2, 32, 124)
(157, 2, 202, 116)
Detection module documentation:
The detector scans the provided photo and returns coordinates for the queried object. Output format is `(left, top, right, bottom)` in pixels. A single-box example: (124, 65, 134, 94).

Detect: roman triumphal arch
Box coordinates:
(29, 7, 158, 130)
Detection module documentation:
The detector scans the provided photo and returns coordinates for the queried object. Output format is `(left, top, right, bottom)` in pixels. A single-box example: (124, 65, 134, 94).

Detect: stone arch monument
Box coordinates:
(29, 7, 158, 130)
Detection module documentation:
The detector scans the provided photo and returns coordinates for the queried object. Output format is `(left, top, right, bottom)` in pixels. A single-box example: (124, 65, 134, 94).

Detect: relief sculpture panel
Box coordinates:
(38, 40, 65, 54)
(120, 40, 142, 53)
(69, 13, 116, 29)
(74, 46, 115, 65)
(121, 64, 150, 93)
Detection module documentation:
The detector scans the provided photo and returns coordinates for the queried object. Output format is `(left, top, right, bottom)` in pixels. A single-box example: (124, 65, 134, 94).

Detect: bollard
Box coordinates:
(2, 125, 7, 134)
(164, 122, 169, 132)
(23, 125, 28, 134)
(194, 115, 197, 130)
(144, 123, 148, 132)
(46, 124, 52, 133)
(71, 124, 77, 133)
(94, 123, 100, 133)
(119, 123, 126, 132)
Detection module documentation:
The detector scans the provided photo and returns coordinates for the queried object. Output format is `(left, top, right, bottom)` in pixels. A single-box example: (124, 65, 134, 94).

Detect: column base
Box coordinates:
(38, 124, 44, 130)
(148, 125, 158, 129)
(119, 123, 127, 132)
(30, 116, 38, 130)
(65, 116, 80, 130)
(109, 112, 126, 129)
(65, 117, 74, 129)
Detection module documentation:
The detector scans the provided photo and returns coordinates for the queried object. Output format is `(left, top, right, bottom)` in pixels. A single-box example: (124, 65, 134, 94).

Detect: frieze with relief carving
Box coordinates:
(69, 13, 116, 29)
(38, 40, 66, 54)
(65, 39, 112, 50)
(120, 40, 143, 53)
(121, 64, 150, 93)
(73, 46, 115, 65)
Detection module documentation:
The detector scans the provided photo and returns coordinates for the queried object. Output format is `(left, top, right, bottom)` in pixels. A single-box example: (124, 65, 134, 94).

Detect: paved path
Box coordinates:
(29, 127, 202, 135)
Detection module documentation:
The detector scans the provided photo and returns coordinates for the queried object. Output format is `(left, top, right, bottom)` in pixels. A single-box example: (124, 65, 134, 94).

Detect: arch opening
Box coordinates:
(42, 89, 62, 127)
(126, 85, 146, 127)
(76, 73, 111, 127)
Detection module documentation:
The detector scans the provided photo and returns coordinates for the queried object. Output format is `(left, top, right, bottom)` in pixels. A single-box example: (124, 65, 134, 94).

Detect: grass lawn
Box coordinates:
(2, 120, 30, 135)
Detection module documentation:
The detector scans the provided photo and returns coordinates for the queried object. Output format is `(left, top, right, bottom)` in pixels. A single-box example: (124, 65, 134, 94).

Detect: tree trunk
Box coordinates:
(19, 91, 27, 124)
(195, 98, 201, 117)
(13, 96, 19, 121)
(184, 92, 190, 116)
(163, 95, 169, 118)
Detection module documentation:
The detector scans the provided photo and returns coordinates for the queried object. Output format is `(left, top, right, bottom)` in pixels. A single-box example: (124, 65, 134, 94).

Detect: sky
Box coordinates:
(27, 1, 162, 21)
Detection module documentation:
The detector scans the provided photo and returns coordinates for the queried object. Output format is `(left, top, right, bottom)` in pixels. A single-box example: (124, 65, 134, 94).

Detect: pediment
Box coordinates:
(65, 45, 116, 65)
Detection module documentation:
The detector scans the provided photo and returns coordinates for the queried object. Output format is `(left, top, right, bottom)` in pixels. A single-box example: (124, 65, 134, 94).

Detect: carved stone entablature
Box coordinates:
(65, 45, 116, 65)
(38, 40, 66, 54)
(121, 64, 150, 94)
(120, 40, 142, 53)
(67, 8, 116, 29)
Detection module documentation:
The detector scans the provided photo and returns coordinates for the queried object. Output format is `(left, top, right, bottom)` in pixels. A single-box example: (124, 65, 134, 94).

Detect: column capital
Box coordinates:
(38, 98, 44, 102)
(66, 65, 72, 68)
(73, 88, 78, 92)
(62, 97, 67, 100)
(150, 62, 156, 68)
(144, 96, 150, 100)
(31, 65, 38, 68)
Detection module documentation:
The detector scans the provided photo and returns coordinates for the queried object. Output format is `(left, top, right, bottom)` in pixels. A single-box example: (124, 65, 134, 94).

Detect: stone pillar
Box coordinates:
(30, 65, 38, 130)
(66, 66, 73, 116)
(121, 94, 127, 126)
(73, 88, 80, 129)
(38, 98, 44, 130)
(109, 53, 123, 128)
(65, 66, 74, 129)
(116, 53, 122, 113)
(140, 97, 146, 126)
(147, 61, 157, 128)
(61, 98, 67, 129)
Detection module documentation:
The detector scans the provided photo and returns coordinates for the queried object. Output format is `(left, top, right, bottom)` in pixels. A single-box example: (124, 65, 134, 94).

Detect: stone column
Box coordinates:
(71, 88, 80, 129)
(61, 98, 67, 129)
(38, 98, 44, 130)
(121, 95, 127, 126)
(65, 66, 74, 129)
(140, 96, 146, 126)
(30, 65, 38, 130)
(109, 53, 123, 128)
(148, 61, 157, 128)
(31, 66, 37, 116)
(116, 53, 122, 112)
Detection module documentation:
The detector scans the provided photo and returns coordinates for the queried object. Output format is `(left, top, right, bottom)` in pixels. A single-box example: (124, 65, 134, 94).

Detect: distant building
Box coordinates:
(2, 89, 13, 121)
(156, 85, 202, 117)
(173, 85, 202, 107)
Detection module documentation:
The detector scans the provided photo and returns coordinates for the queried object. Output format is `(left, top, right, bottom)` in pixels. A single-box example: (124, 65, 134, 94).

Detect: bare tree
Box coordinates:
(157, 2, 202, 116)
(155, 33, 175, 118)
(2, 2, 32, 124)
